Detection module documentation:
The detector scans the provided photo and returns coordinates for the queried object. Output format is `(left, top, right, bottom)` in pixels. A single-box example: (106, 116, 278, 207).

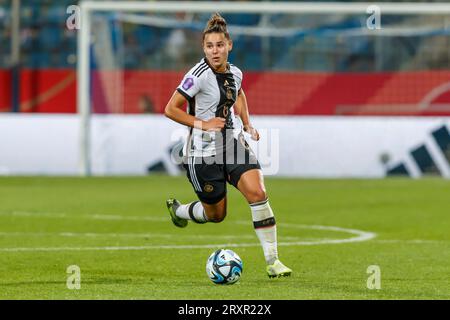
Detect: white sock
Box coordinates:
(250, 198, 278, 265)
(175, 201, 208, 223)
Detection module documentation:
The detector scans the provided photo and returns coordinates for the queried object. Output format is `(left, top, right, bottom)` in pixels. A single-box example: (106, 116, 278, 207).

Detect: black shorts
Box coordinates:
(182, 136, 261, 205)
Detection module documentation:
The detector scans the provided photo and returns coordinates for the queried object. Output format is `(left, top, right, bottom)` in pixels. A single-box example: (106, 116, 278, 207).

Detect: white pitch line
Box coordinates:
(0, 227, 377, 252)
(277, 222, 377, 244)
(0, 239, 360, 252)
(373, 239, 446, 244)
(0, 210, 379, 252)
(0, 210, 443, 251)
(0, 243, 253, 252)
(0, 211, 376, 244)
(0, 211, 167, 222)
(1, 238, 445, 253)
(235, 220, 377, 244)
(0, 231, 306, 241)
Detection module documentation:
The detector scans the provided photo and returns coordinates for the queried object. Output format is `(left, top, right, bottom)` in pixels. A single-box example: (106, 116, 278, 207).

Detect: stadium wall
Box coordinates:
(1, 114, 449, 178)
(0, 69, 449, 115)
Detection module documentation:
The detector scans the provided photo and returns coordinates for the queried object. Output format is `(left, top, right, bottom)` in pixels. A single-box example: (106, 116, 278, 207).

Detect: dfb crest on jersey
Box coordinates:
(226, 88, 233, 100)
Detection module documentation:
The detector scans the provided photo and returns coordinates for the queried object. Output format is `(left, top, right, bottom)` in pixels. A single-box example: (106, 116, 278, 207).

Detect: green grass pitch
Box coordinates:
(0, 176, 449, 299)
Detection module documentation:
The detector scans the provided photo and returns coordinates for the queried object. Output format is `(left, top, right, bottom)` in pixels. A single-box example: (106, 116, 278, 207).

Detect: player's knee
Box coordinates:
(210, 215, 226, 223)
(207, 209, 227, 223)
(247, 188, 267, 204)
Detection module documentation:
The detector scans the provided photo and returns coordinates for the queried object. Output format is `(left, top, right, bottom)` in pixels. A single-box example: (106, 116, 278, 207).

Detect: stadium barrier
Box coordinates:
(1, 114, 449, 178)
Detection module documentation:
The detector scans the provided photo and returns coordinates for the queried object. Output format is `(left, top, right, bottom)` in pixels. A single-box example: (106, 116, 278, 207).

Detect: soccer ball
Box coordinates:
(206, 249, 243, 285)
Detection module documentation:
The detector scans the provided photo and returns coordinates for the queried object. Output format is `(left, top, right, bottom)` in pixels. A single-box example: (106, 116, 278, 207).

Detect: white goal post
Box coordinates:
(77, 1, 450, 176)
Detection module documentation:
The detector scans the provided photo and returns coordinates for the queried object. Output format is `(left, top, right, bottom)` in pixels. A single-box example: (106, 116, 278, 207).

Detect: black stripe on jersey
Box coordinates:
(187, 96, 195, 116)
(196, 65, 210, 77)
(176, 87, 195, 128)
(185, 94, 196, 156)
(192, 62, 207, 76)
(176, 88, 196, 117)
(204, 58, 227, 75)
(214, 72, 236, 130)
(177, 88, 192, 100)
(193, 64, 209, 77)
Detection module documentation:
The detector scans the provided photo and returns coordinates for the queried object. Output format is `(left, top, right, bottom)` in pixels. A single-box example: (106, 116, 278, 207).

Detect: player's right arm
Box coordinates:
(164, 91, 225, 132)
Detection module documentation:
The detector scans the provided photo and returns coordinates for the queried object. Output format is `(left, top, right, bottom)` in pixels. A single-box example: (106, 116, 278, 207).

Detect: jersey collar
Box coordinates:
(204, 57, 230, 74)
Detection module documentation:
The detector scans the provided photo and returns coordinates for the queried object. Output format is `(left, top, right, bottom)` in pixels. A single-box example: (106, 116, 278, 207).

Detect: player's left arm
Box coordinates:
(235, 88, 260, 141)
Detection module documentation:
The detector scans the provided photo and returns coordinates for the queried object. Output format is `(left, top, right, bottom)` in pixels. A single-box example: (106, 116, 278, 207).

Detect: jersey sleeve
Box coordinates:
(176, 69, 203, 100)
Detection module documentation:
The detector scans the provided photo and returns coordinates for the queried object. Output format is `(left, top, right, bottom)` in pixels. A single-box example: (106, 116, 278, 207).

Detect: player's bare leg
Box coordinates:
(166, 196, 227, 227)
(237, 169, 292, 278)
(202, 197, 227, 222)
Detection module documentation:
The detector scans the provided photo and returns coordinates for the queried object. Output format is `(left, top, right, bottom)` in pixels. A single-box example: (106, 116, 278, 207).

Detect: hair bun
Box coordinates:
(204, 12, 227, 32)
(203, 12, 231, 41)
(208, 12, 227, 28)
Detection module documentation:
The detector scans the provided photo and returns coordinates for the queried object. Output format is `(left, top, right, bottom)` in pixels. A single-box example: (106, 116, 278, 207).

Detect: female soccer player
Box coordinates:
(164, 13, 292, 278)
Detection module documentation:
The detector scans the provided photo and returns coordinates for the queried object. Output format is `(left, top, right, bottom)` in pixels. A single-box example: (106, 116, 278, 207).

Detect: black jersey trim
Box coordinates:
(177, 88, 192, 100)
(195, 64, 210, 77)
(192, 61, 207, 76)
(204, 57, 232, 75)
(187, 95, 196, 116)
(187, 95, 196, 156)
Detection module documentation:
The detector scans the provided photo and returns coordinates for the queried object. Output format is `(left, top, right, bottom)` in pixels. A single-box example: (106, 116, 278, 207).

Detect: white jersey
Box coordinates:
(177, 58, 243, 158)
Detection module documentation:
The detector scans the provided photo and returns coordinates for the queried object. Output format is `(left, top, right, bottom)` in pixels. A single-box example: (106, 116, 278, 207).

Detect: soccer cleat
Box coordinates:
(166, 198, 187, 228)
(266, 259, 292, 278)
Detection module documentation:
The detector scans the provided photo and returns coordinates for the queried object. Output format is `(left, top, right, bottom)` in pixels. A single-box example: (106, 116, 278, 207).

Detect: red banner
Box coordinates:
(1, 69, 449, 115)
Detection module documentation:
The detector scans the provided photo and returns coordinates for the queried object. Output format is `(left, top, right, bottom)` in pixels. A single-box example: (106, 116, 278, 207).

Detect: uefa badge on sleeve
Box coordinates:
(182, 77, 194, 91)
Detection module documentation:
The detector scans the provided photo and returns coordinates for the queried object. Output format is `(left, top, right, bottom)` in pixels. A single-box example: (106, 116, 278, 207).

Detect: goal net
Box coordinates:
(77, 1, 450, 175)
